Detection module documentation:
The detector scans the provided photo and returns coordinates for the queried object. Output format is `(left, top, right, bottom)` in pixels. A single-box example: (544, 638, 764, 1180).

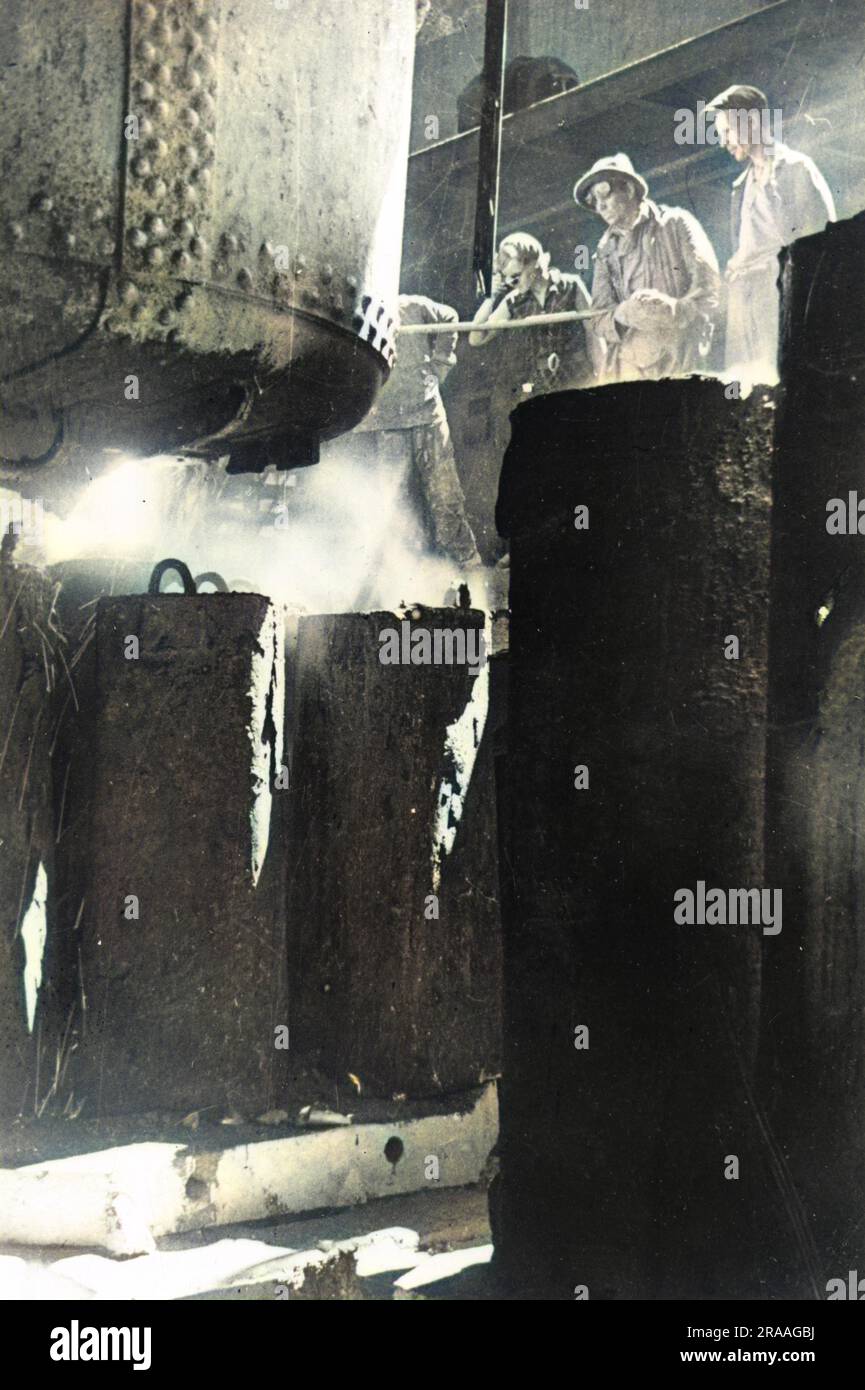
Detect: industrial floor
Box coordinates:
(0, 1184, 496, 1301)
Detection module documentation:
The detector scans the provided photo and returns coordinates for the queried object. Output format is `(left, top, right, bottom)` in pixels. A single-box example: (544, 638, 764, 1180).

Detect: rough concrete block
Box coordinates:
(58, 594, 287, 1117)
(286, 611, 502, 1098)
(763, 212, 865, 1282)
(492, 379, 791, 1299)
(0, 561, 58, 1116)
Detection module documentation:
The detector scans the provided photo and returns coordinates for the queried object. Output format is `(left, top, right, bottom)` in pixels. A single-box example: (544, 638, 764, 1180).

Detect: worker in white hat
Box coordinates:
(574, 153, 721, 382)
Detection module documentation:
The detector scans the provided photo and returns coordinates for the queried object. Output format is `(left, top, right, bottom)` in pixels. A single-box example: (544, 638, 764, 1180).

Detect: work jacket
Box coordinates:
(499, 267, 593, 391)
(588, 199, 720, 380)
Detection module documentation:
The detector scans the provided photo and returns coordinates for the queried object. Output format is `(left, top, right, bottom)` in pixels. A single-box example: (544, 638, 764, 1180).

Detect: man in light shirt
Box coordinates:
(706, 84, 836, 383)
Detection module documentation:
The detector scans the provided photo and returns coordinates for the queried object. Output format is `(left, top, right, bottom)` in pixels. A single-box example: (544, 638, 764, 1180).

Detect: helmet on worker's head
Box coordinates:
(573, 153, 648, 208)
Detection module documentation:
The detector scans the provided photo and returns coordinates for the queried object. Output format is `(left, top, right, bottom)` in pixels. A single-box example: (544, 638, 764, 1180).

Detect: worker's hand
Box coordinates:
(614, 292, 675, 330)
(631, 288, 676, 316)
(613, 297, 640, 329)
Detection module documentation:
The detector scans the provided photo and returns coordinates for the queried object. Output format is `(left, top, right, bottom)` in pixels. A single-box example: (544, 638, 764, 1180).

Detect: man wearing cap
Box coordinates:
(574, 153, 721, 383)
(706, 84, 835, 382)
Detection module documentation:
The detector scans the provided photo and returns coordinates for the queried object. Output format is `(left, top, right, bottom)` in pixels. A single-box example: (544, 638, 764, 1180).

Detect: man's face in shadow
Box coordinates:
(586, 177, 642, 230)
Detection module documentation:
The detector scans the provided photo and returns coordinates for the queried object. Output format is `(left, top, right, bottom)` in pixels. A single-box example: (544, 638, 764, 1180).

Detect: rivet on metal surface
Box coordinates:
(190, 237, 208, 258)
(237, 268, 253, 290)
(145, 215, 167, 239)
(346, 275, 358, 291)
(172, 250, 192, 271)
(131, 155, 152, 178)
(183, 108, 201, 129)
(146, 246, 164, 266)
(294, 257, 306, 276)
(158, 307, 173, 326)
(174, 218, 195, 240)
(137, 80, 155, 102)
(154, 63, 172, 85)
(127, 227, 148, 249)
(119, 281, 139, 305)
(31, 193, 53, 213)
(320, 264, 334, 284)
(145, 177, 167, 199)
(92, 207, 106, 224)
(8, 222, 24, 242)
(180, 143, 199, 166)
(220, 233, 238, 253)
(154, 99, 172, 121)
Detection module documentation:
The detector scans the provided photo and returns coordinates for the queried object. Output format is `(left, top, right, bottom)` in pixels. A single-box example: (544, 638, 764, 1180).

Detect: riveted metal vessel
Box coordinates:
(0, 0, 414, 473)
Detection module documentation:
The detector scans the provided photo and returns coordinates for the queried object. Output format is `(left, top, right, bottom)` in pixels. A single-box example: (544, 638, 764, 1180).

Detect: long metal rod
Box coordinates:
(471, 0, 508, 300)
(398, 309, 604, 335)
